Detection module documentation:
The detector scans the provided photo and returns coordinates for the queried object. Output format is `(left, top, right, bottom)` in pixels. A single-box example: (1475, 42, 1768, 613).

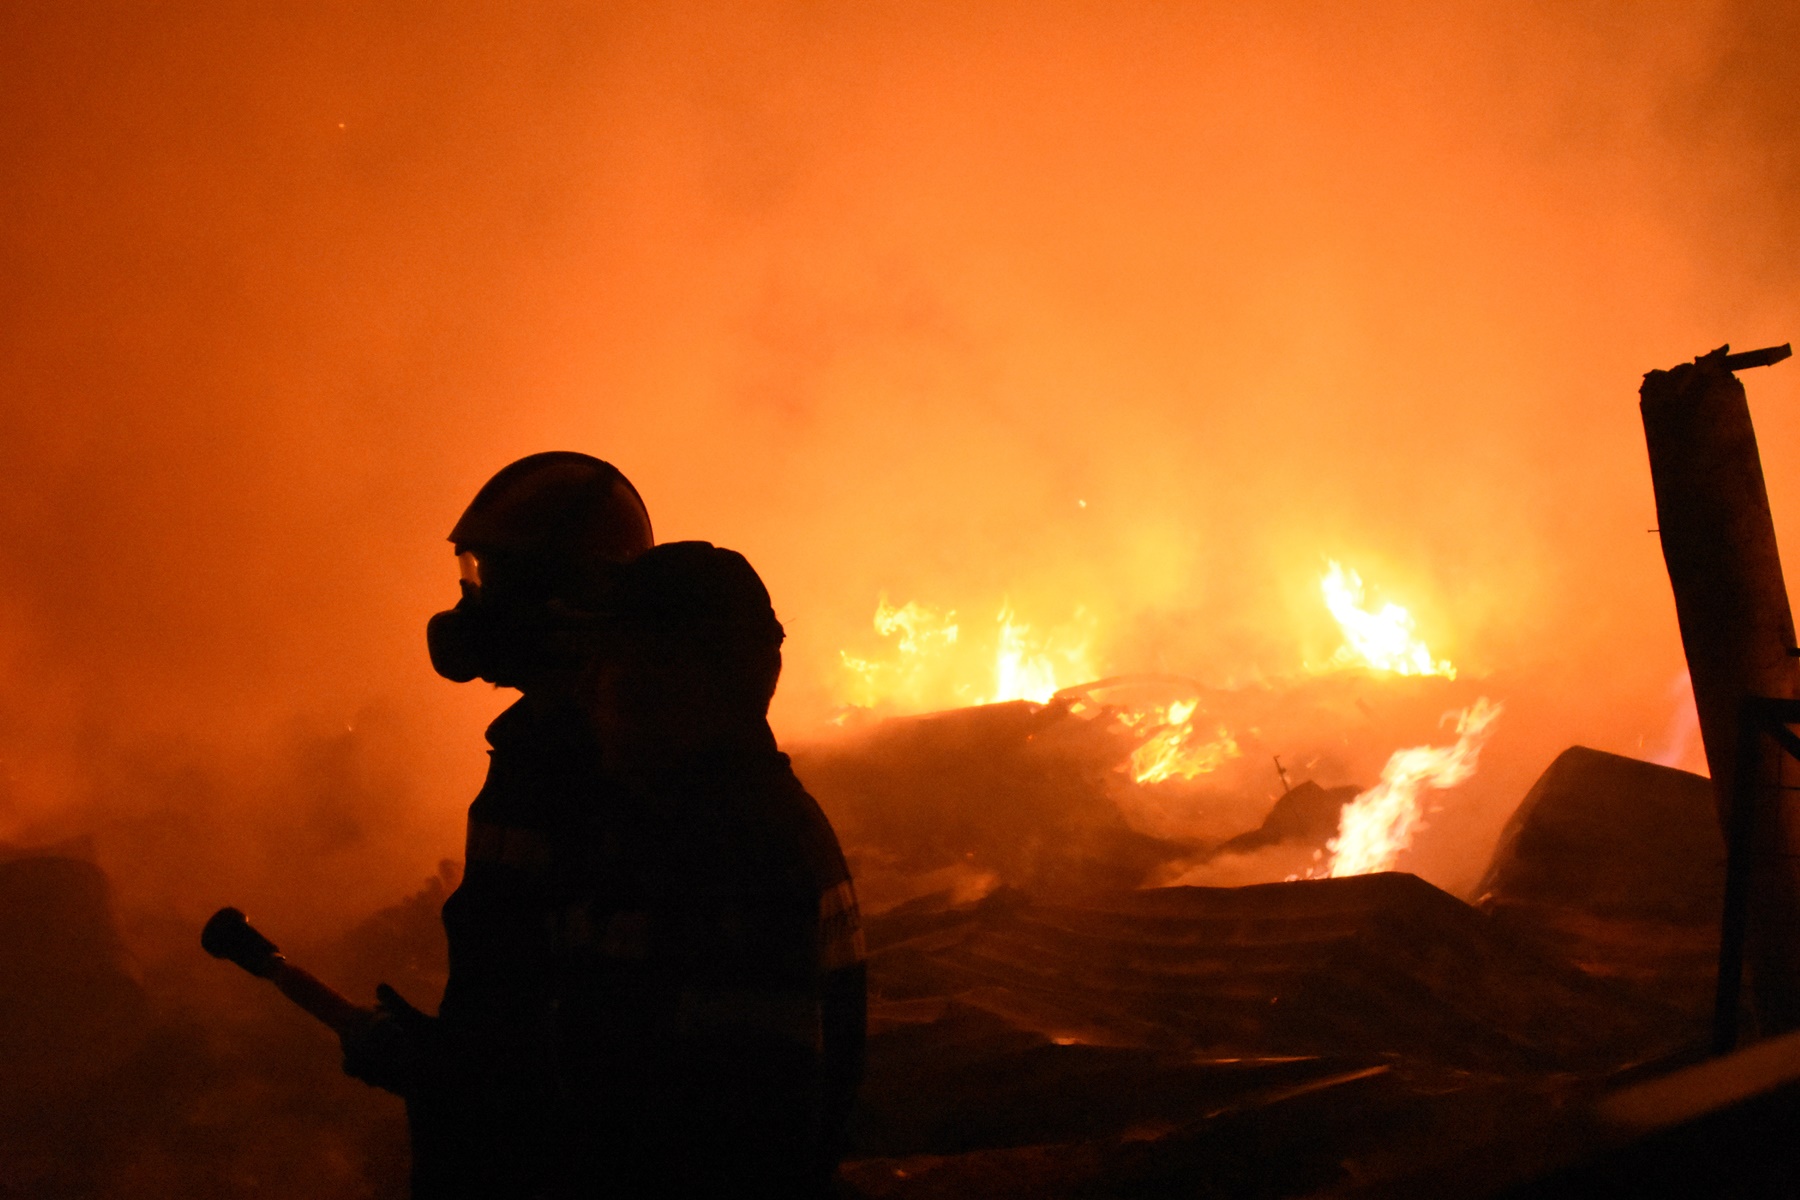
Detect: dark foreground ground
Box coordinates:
(0, 727, 1724, 1198)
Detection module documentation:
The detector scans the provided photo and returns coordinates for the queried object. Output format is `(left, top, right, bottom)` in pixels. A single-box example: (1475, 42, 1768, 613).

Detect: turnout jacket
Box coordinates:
(411, 703, 864, 1200)
(410, 697, 598, 1199)
(553, 726, 866, 1199)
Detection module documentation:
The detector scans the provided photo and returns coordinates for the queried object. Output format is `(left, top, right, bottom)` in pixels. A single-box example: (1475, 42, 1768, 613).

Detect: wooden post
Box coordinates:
(1641, 348, 1800, 1036)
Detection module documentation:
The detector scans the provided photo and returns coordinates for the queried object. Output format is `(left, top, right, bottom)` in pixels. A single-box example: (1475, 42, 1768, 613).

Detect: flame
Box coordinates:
(1125, 698, 1243, 783)
(989, 602, 1096, 704)
(839, 596, 1094, 711)
(1319, 561, 1455, 678)
(1326, 697, 1501, 877)
(839, 596, 962, 710)
(836, 560, 1451, 726)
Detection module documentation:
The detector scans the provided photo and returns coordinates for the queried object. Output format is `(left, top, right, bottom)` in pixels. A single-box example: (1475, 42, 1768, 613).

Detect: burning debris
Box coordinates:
(2, 533, 1548, 1199)
(1120, 695, 1242, 785)
(795, 675, 1509, 914)
(826, 735, 1727, 1198)
(822, 561, 1497, 889)
(6, 0, 1800, 1189)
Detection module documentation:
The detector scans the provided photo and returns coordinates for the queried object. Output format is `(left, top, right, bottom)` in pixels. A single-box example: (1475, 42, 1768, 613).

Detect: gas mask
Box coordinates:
(426, 583, 495, 684)
(427, 552, 603, 686)
(426, 552, 536, 685)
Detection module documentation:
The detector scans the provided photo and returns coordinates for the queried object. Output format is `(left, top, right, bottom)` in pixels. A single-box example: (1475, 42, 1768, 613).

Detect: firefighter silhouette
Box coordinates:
(342, 459, 864, 1199)
(344, 451, 651, 1197)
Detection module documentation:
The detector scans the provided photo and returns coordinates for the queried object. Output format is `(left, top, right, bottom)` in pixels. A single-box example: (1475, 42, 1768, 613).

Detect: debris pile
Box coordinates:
(0, 735, 1727, 1199)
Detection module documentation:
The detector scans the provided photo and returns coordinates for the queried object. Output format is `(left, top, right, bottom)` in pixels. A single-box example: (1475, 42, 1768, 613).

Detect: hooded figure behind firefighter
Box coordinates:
(556, 539, 866, 1197)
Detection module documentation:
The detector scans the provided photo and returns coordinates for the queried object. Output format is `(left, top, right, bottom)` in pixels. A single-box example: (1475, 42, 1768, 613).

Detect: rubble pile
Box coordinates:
(0, 731, 1727, 1198)
(1476, 746, 1724, 1020)
(0, 845, 408, 1199)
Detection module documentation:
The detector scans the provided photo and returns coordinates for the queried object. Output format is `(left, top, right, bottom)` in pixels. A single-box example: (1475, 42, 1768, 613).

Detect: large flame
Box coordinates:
(1319, 561, 1455, 678)
(1326, 697, 1501, 877)
(990, 603, 1097, 704)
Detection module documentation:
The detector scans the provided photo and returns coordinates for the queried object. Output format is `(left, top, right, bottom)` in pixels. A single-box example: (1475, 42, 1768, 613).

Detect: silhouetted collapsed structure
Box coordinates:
(5, 346, 1799, 1197)
(0, 728, 1740, 1198)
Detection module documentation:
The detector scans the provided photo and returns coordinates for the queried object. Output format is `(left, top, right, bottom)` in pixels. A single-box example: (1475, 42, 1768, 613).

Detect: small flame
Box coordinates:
(839, 596, 961, 709)
(840, 596, 1094, 710)
(1319, 561, 1455, 678)
(1326, 697, 1501, 877)
(1125, 699, 1243, 783)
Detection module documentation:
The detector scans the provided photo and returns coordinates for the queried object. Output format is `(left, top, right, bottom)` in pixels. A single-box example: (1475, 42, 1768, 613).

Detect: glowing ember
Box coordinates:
(1319, 561, 1455, 678)
(1124, 699, 1243, 784)
(840, 596, 1095, 710)
(1326, 697, 1501, 877)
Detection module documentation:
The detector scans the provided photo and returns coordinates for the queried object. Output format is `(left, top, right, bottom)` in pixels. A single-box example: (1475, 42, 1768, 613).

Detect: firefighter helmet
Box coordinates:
(427, 452, 653, 685)
(448, 451, 652, 600)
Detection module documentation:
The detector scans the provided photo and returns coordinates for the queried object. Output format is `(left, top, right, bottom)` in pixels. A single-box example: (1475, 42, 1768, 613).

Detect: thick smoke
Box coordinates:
(2, 0, 1799, 932)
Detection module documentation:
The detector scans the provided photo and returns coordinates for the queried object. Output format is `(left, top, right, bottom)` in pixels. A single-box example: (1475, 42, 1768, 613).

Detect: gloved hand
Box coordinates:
(340, 983, 437, 1095)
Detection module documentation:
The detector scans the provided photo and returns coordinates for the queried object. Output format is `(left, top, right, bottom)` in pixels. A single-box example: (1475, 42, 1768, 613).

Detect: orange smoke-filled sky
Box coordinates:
(2, 1, 1798, 925)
